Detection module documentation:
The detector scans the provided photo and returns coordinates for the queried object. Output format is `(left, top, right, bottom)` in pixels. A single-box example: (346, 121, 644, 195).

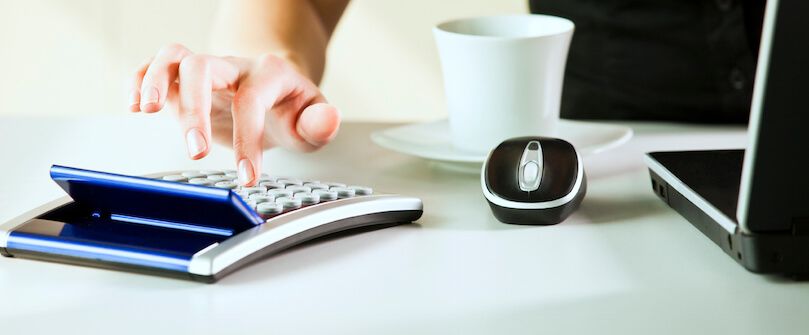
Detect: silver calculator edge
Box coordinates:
(0, 197, 73, 249)
(189, 194, 422, 277)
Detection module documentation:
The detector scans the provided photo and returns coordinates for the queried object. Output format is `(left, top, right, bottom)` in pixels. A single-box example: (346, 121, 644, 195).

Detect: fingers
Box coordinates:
(269, 95, 340, 153)
(250, 54, 340, 153)
(177, 54, 240, 160)
(229, 55, 289, 186)
(296, 103, 341, 149)
(132, 50, 338, 183)
(139, 43, 192, 113)
(231, 91, 269, 186)
(129, 57, 152, 112)
(178, 55, 213, 160)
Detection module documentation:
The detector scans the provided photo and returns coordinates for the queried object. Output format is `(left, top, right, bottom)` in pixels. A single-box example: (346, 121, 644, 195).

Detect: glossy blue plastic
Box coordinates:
(50, 165, 264, 234)
(4, 165, 263, 273)
(7, 210, 229, 271)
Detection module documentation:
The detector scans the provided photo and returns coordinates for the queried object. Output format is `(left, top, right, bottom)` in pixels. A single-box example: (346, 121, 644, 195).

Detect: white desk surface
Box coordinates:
(0, 114, 807, 334)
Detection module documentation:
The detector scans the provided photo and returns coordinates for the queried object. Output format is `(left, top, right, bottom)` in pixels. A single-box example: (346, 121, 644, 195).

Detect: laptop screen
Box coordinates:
(737, 0, 809, 233)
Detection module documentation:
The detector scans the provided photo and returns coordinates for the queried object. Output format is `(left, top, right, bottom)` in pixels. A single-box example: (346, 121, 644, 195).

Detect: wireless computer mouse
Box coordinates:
(481, 137, 586, 225)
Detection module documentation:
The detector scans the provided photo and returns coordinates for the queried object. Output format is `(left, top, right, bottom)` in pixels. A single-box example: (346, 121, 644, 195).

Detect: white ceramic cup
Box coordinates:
(433, 15, 574, 153)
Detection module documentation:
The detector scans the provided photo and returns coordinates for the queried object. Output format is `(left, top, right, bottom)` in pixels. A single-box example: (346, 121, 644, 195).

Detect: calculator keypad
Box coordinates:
(156, 170, 374, 221)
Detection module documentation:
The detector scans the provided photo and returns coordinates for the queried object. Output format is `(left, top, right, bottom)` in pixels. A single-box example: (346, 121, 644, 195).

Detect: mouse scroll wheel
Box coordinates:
(518, 140, 543, 192)
(522, 161, 539, 182)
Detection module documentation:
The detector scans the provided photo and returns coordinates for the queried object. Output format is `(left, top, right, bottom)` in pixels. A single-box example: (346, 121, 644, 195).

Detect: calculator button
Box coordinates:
(304, 183, 330, 191)
(276, 197, 302, 210)
(260, 181, 285, 190)
(181, 171, 206, 179)
(331, 187, 355, 198)
(286, 186, 312, 194)
(313, 189, 338, 201)
(188, 178, 213, 186)
(245, 199, 257, 210)
(257, 177, 277, 184)
(267, 189, 294, 199)
(256, 202, 283, 219)
(278, 179, 303, 187)
(349, 186, 373, 196)
(171, 169, 378, 205)
(294, 192, 320, 206)
(241, 186, 266, 195)
(162, 174, 188, 182)
(249, 194, 275, 204)
(207, 175, 232, 183)
(214, 181, 238, 189)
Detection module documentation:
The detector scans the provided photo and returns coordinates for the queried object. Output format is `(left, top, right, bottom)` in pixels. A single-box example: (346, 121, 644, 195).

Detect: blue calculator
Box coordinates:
(0, 166, 423, 283)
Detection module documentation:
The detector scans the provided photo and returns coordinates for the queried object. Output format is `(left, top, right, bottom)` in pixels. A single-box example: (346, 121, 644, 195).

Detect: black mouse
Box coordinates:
(481, 136, 587, 225)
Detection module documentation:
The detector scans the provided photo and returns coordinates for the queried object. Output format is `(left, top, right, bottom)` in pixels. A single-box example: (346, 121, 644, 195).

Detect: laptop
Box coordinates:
(644, 0, 809, 275)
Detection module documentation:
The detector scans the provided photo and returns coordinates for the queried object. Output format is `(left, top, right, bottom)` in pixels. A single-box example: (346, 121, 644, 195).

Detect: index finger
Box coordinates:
(177, 54, 241, 160)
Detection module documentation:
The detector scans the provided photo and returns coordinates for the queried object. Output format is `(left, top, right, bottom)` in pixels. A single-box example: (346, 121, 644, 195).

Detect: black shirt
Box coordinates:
(529, 0, 766, 124)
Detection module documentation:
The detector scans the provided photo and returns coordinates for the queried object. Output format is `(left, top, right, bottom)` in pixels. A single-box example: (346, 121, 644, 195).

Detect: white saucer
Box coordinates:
(370, 119, 633, 173)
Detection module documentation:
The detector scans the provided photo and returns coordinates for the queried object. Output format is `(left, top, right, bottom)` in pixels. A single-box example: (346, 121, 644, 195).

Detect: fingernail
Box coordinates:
(142, 86, 159, 104)
(129, 90, 140, 110)
(238, 158, 255, 185)
(185, 128, 207, 158)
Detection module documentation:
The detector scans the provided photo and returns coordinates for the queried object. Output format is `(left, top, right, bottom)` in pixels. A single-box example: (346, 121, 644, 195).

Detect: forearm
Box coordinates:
(210, 0, 349, 84)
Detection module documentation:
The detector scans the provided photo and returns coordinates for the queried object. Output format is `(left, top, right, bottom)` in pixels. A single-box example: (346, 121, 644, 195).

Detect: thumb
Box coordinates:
(296, 103, 341, 149)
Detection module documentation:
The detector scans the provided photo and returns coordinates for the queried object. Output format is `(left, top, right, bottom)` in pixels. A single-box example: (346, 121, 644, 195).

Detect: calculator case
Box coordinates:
(0, 166, 423, 283)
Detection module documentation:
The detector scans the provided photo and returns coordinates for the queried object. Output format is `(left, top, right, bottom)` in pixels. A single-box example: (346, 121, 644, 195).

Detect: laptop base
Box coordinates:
(646, 150, 809, 275)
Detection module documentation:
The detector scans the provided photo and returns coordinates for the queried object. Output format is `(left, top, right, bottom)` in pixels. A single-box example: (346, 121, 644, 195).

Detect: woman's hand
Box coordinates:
(128, 43, 341, 186)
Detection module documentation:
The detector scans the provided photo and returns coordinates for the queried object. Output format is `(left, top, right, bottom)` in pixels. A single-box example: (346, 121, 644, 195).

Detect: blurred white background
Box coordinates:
(0, 0, 526, 122)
